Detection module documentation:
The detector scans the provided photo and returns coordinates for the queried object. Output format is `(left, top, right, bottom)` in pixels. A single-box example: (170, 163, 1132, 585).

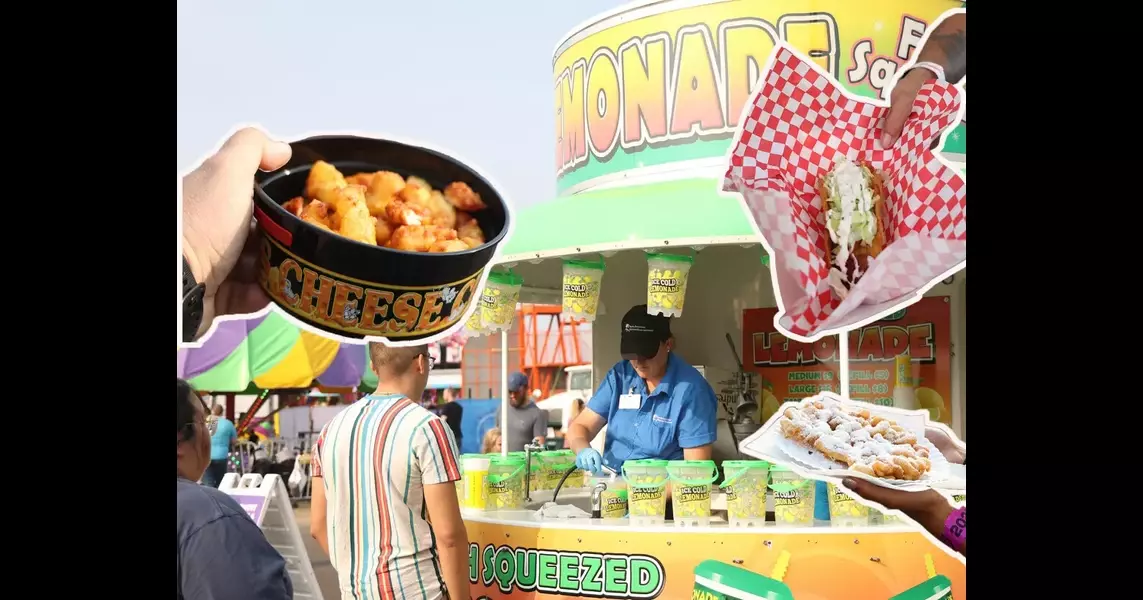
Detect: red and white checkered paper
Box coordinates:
(723, 46, 966, 340)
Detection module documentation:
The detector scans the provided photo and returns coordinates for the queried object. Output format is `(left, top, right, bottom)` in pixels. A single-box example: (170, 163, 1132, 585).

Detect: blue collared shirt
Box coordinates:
(586, 353, 718, 472)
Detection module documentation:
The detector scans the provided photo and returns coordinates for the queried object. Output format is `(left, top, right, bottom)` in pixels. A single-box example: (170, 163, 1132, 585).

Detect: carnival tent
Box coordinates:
(177, 311, 378, 392)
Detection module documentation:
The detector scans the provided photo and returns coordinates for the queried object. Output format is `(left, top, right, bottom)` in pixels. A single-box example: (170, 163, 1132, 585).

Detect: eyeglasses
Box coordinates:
(420, 353, 437, 371)
(182, 392, 218, 437)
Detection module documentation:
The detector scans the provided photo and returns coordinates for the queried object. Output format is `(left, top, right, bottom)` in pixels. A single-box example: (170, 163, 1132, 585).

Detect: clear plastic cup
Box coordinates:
(487, 455, 526, 511)
(826, 482, 870, 527)
(525, 451, 549, 491)
(461, 455, 490, 511)
(463, 307, 486, 338)
(720, 460, 770, 528)
(646, 252, 694, 317)
(871, 509, 904, 525)
(769, 465, 815, 527)
(561, 258, 605, 321)
(667, 460, 718, 527)
(622, 459, 670, 526)
(589, 474, 628, 520)
(480, 270, 523, 333)
(541, 450, 577, 491)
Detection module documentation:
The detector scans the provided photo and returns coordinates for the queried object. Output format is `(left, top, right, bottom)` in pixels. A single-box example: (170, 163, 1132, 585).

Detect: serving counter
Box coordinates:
(461, 489, 965, 600)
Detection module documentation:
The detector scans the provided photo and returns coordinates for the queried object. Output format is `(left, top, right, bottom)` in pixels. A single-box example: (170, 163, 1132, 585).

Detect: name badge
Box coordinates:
(618, 393, 641, 410)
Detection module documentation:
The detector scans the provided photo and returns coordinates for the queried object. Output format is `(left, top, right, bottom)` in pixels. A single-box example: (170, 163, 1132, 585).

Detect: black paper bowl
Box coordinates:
(253, 135, 510, 341)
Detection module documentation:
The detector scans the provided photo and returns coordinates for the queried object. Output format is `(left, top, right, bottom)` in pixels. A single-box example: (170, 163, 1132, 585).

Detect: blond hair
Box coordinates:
(368, 342, 428, 376)
(569, 398, 585, 421)
(481, 428, 502, 454)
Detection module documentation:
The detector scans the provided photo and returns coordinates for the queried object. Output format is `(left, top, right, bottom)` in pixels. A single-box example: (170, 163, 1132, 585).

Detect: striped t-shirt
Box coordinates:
(312, 394, 461, 600)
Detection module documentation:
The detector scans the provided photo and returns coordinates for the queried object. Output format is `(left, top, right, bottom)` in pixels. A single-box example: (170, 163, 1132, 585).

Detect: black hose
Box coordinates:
(550, 464, 582, 504)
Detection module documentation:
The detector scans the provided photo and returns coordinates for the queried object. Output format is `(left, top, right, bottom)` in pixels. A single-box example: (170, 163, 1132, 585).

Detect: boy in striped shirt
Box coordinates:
(309, 343, 470, 600)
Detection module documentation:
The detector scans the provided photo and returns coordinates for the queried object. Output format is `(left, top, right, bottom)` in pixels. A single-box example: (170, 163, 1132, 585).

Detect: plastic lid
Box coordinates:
(667, 460, 716, 468)
(646, 251, 694, 264)
(622, 459, 668, 468)
(461, 455, 491, 470)
(693, 560, 794, 599)
(489, 454, 526, 466)
(487, 269, 523, 286)
(769, 464, 794, 472)
(722, 460, 770, 470)
(548, 449, 575, 457)
(888, 575, 953, 600)
(563, 257, 606, 271)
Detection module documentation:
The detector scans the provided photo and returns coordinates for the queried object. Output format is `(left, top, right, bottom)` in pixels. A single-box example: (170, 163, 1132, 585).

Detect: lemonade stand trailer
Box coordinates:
(456, 2, 967, 598)
(467, 194, 967, 600)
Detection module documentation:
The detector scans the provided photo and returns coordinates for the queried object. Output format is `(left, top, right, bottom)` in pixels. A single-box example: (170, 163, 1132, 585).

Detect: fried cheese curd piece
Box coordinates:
(287, 161, 489, 252)
(301, 200, 334, 232)
(444, 181, 486, 211)
(455, 212, 485, 248)
(329, 185, 377, 246)
(373, 216, 393, 246)
(362, 171, 406, 216)
(282, 197, 305, 217)
(305, 160, 347, 200)
(385, 199, 434, 227)
(388, 225, 459, 253)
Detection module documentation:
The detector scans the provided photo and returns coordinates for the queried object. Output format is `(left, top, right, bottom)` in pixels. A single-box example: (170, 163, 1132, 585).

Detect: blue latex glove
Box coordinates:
(575, 448, 603, 474)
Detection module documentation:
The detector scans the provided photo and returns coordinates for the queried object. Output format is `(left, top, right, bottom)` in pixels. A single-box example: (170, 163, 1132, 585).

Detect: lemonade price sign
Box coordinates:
(742, 297, 953, 423)
(553, 0, 963, 193)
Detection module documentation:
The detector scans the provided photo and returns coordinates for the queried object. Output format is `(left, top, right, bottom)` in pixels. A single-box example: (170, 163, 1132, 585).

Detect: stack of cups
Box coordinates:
(460, 454, 490, 511)
(666, 460, 718, 527)
(826, 481, 870, 527)
(486, 454, 527, 511)
(769, 465, 815, 527)
(622, 459, 670, 526)
(542, 450, 579, 491)
(480, 270, 523, 334)
(646, 252, 695, 317)
(528, 451, 551, 492)
(720, 460, 770, 528)
(561, 258, 605, 321)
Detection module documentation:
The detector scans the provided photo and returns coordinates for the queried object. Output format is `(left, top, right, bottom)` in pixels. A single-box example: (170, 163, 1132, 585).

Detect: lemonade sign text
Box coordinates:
(742, 297, 952, 423)
(553, 0, 963, 192)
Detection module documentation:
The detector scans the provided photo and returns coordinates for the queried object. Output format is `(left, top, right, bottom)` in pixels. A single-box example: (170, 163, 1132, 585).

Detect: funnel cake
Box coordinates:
(778, 398, 931, 480)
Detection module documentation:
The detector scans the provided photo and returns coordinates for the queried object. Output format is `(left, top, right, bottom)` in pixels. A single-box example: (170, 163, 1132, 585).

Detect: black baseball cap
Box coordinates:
(620, 304, 672, 360)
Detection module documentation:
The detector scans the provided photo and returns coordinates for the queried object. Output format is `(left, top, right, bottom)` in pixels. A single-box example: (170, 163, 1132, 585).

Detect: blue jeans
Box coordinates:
(202, 459, 229, 488)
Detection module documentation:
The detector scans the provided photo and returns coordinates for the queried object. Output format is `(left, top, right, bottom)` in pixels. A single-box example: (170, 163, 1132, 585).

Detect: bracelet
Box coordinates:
(182, 256, 206, 343)
(940, 506, 966, 552)
(907, 61, 946, 84)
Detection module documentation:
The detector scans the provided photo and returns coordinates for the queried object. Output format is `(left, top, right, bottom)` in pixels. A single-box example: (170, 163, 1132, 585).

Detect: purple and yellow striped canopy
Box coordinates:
(177, 311, 378, 392)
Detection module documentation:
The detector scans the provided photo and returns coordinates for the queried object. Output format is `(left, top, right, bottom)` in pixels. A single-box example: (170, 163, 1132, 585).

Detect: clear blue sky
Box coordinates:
(177, 0, 621, 210)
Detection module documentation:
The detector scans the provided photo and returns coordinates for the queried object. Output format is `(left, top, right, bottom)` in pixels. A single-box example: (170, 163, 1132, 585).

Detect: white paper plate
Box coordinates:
(771, 429, 959, 491)
(737, 395, 967, 491)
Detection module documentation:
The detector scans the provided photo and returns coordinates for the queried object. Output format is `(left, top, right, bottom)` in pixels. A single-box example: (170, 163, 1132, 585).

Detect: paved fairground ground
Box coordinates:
(293, 502, 340, 599)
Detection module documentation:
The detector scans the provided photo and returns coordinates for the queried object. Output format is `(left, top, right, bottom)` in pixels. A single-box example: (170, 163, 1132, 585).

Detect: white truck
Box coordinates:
(537, 364, 594, 435)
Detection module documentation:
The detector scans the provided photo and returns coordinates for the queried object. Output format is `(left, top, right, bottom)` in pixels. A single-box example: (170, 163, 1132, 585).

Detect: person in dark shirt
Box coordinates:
(439, 388, 464, 452)
(177, 378, 293, 600)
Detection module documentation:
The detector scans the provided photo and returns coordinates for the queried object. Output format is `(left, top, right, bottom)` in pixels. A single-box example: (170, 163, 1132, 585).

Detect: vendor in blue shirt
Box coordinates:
(567, 304, 718, 475)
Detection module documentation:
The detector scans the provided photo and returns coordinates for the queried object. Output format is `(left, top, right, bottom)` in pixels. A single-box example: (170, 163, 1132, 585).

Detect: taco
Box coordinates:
(817, 158, 889, 298)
